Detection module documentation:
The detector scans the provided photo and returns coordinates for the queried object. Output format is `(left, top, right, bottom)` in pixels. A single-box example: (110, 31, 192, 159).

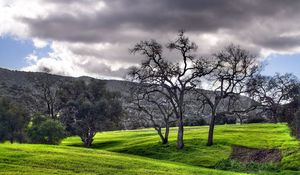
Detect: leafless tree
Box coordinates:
(129, 87, 176, 144)
(33, 67, 61, 119)
(196, 45, 260, 146)
(247, 73, 299, 123)
(128, 31, 215, 149)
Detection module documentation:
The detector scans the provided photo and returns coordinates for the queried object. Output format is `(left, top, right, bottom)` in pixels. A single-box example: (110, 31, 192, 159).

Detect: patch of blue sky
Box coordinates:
(0, 36, 51, 70)
(262, 54, 300, 79)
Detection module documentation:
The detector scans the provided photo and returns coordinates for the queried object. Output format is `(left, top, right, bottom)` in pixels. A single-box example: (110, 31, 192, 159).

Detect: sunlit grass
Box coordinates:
(0, 144, 245, 175)
(0, 123, 299, 174)
(63, 123, 300, 172)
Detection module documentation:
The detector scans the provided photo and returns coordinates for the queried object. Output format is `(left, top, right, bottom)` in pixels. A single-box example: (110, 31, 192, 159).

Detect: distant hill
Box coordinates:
(0, 67, 257, 127)
(0, 67, 133, 94)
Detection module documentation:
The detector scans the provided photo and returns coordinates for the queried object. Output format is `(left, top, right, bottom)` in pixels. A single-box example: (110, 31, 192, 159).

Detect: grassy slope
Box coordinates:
(0, 144, 244, 175)
(0, 123, 299, 175)
(62, 123, 300, 173)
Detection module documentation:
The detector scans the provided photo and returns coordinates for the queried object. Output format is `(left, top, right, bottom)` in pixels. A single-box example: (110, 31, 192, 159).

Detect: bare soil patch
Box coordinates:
(230, 145, 282, 163)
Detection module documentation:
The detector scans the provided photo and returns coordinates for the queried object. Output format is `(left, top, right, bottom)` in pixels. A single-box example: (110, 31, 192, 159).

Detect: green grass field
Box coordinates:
(1, 123, 300, 174)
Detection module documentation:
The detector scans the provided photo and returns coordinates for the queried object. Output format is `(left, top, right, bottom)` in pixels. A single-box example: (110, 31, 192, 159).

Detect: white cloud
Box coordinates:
(21, 41, 130, 79)
(32, 38, 48, 48)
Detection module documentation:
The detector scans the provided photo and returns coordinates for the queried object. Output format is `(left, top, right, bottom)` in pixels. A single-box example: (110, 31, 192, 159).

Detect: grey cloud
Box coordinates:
(78, 58, 130, 78)
(18, 0, 300, 78)
(21, 0, 300, 48)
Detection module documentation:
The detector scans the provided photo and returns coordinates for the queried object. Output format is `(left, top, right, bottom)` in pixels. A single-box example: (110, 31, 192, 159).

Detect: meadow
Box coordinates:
(1, 123, 300, 174)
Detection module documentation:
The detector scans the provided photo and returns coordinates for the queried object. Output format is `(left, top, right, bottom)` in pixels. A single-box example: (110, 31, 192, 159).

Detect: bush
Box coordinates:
(184, 116, 207, 126)
(215, 115, 236, 125)
(28, 116, 66, 145)
(245, 116, 268, 124)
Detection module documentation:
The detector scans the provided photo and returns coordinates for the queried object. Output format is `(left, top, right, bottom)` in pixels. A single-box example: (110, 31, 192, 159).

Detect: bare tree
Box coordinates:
(128, 31, 215, 149)
(33, 68, 61, 119)
(129, 87, 175, 144)
(247, 73, 299, 123)
(196, 45, 260, 146)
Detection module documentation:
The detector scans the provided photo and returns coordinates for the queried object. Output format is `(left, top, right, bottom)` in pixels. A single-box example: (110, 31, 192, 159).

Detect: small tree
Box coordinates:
(27, 115, 66, 145)
(0, 98, 29, 143)
(59, 80, 122, 147)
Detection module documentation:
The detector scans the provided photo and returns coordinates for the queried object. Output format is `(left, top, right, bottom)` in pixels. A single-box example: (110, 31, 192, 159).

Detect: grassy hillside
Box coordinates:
(0, 144, 245, 175)
(62, 123, 300, 174)
(0, 123, 299, 174)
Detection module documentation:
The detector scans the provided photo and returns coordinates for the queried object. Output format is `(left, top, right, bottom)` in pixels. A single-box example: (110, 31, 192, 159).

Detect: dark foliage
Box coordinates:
(184, 116, 207, 126)
(27, 115, 66, 145)
(59, 80, 122, 147)
(0, 98, 29, 143)
(245, 116, 268, 124)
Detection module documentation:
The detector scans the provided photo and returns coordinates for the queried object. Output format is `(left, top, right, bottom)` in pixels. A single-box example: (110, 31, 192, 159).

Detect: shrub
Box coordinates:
(245, 116, 268, 124)
(215, 115, 236, 125)
(28, 116, 66, 145)
(184, 116, 207, 126)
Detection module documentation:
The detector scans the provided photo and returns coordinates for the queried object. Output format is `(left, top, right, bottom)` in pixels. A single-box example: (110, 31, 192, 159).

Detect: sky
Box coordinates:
(0, 0, 300, 79)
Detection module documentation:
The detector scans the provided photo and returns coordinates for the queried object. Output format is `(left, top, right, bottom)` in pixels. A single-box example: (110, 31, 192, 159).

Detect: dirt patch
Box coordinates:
(230, 145, 282, 163)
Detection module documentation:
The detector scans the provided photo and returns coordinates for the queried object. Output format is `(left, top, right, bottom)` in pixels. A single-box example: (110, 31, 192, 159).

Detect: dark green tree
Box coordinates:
(27, 115, 66, 144)
(0, 98, 29, 143)
(59, 80, 122, 147)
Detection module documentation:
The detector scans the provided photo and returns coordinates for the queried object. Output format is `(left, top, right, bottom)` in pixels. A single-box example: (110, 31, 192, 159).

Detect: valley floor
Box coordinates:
(1, 123, 300, 174)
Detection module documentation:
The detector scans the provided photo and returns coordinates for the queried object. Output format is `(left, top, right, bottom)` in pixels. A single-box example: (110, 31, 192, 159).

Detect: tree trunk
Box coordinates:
(207, 113, 216, 146)
(50, 105, 55, 119)
(238, 115, 243, 125)
(177, 117, 184, 149)
(47, 103, 51, 118)
(83, 137, 93, 147)
(164, 124, 169, 144)
(10, 136, 14, 144)
(82, 132, 94, 148)
(156, 128, 167, 144)
(156, 124, 170, 144)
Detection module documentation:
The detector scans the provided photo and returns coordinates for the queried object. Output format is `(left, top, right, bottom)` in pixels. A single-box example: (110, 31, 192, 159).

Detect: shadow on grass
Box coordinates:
(65, 137, 257, 169)
(68, 140, 124, 149)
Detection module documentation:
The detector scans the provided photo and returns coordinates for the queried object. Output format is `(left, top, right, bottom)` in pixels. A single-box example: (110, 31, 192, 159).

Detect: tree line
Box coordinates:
(0, 77, 122, 147)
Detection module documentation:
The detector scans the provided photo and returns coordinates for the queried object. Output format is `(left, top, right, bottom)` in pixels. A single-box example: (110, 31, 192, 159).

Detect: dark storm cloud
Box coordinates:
(21, 0, 300, 51)
(18, 0, 300, 78)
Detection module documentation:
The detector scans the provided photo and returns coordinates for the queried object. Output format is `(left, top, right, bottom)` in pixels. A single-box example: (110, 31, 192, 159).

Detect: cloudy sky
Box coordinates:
(0, 0, 300, 79)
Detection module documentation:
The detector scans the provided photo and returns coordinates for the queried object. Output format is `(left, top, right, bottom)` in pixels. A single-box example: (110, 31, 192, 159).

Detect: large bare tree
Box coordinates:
(196, 45, 260, 146)
(128, 31, 215, 149)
